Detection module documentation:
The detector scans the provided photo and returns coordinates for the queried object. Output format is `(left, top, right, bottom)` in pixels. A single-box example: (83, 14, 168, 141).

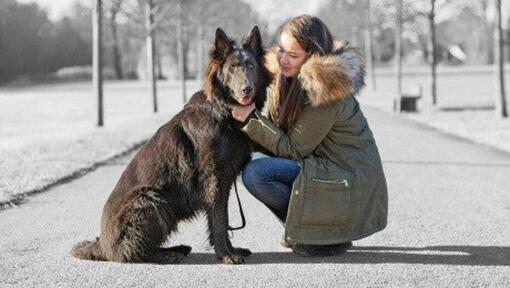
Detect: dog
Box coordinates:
(71, 26, 272, 264)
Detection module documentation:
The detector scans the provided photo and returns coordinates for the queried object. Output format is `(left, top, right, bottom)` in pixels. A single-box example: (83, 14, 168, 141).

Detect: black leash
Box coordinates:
(228, 181, 246, 232)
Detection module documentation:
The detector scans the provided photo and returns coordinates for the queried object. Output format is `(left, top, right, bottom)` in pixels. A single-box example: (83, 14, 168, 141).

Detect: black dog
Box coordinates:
(71, 26, 271, 264)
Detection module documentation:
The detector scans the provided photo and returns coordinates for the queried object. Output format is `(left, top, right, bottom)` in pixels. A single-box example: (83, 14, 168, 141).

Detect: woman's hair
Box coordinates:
(274, 15, 334, 132)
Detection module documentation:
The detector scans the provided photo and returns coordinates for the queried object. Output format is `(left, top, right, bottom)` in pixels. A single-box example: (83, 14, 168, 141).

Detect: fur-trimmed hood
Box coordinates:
(265, 40, 365, 106)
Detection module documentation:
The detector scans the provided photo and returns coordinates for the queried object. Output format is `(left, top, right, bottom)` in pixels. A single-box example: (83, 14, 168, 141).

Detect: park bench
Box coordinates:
(399, 84, 422, 112)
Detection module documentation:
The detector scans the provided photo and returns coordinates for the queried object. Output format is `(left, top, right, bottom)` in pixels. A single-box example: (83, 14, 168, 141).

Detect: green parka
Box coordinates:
(241, 41, 388, 245)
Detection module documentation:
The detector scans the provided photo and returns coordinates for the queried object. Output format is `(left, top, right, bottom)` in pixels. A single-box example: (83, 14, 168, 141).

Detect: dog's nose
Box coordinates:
(242, 86, 253, 94)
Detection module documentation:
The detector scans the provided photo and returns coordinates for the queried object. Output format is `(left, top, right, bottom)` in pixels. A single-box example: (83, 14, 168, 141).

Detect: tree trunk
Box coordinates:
(430, 0, 437, 105)
(93, 0, 104, 127)
(364, 0, 376, 91)
(495, 0, 508, 118)
(394, 0, 403, 112)
(177, 0, 187, 103)
(145, 0, 157, 113)
(157, 47, 164, 79)
(195, 3, 204, 81)
(110, 9, 123, 80)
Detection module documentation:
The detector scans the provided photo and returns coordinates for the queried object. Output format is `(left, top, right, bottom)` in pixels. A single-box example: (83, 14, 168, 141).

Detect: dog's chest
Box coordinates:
(215, 122, 251, 172)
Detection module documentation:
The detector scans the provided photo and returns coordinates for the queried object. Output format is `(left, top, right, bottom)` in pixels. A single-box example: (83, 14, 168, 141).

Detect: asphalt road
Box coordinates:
(1, 105, 509, 287)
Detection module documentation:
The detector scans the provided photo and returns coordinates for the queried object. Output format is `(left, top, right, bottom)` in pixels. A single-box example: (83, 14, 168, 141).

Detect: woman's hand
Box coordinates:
(232, 103, 256, 123)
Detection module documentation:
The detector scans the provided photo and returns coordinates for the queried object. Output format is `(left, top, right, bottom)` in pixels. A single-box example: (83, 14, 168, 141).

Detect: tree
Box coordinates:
(394, 0, 403, 112)
(494, 0, 508, 118)
(93, 0, 104, 126)
(429, 0, 437, 105)
(105, 0, 124, 79)
(195, 2, 205, 81)
(144, 0, 158, 112)
(364, 0, 376, 91)
(176, 0, 187, 103)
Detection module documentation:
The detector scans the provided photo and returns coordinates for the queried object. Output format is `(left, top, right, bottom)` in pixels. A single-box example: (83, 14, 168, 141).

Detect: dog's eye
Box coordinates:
(229, 64, 237, 70)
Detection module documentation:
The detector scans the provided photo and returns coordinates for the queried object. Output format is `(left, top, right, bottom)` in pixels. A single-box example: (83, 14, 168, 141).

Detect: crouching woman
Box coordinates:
(232, 15, 388, 257)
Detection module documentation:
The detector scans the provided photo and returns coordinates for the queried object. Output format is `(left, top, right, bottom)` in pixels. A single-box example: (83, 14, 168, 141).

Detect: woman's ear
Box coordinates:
(242, 25, 263, 59)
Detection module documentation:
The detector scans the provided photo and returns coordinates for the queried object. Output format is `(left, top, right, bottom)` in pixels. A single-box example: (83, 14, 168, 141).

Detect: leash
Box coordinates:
(228, 181, 246, 233)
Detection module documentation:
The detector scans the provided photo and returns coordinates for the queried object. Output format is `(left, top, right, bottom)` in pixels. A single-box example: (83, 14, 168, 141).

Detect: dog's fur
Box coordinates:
(71, 26, 271, 264)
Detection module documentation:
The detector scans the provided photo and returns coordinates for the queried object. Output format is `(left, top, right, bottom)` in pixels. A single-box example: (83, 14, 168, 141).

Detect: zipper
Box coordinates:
(258, 120, 277, 135)
(311, 178, 349, 187)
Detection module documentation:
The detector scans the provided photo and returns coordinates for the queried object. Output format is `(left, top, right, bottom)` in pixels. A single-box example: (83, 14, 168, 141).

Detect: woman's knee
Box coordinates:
(241, 159, 265, 194)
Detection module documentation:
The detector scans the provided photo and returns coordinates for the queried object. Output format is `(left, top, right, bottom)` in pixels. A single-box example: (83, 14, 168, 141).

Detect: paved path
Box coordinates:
(1, 105, 509, 287)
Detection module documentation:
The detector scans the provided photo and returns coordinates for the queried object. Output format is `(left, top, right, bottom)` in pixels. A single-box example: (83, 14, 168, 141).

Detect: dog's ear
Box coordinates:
(242, 25, 263, 58)
(242, 25, 263, 59)
(213, 28, 233, 61)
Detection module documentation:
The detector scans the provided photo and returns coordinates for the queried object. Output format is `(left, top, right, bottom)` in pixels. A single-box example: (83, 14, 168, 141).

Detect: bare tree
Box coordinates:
(124, 0, 175, 112)
(144, 0, 157, 113)
(195, 2, 204, 82)
(494, 0, 508, 118)
(177, 0, 187, 103)
(106, 0, 124, 80)
(429, 0, 437, 105)
(364, 0, 376, 91)
(394, 0, 403, 112)
(93, 0, 104, 126)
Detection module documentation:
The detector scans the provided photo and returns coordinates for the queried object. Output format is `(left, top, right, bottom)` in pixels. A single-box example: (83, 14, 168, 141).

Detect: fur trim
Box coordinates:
(265, 40, 365, 106)
(264, 47, 280, 76)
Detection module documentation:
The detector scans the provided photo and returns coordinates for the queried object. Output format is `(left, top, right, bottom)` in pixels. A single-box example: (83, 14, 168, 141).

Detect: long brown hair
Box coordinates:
(274, 15, 334, 132)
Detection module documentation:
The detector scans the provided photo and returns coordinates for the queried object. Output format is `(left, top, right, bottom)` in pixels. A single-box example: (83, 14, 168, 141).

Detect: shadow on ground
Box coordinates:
(172, 246, 510, 266)
(439, 105, 495, 112)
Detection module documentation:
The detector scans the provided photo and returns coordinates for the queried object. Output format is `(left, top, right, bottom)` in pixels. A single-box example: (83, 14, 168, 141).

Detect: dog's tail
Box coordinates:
(71, 237, 105, 261)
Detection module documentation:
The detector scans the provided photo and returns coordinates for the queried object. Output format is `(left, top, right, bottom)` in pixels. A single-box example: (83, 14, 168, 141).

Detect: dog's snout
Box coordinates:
(242, 86, 253, 94)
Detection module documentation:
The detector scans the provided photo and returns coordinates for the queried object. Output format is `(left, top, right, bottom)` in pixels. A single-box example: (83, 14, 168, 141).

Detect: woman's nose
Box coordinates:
(280, 54, 289, 65)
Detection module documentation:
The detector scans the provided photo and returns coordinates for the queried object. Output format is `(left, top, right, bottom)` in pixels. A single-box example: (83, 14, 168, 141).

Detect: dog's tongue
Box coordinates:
(240, 96, 253, 105)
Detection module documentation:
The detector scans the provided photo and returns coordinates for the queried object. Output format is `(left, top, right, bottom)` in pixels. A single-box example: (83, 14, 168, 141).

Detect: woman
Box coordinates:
(232, 15, 388, 257)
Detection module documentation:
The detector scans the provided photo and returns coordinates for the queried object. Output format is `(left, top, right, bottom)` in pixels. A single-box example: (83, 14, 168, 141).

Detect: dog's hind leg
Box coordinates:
(105, 187, 186, 263)
(155, 245, 191, 256)
(143, 245, 192, 264)
(163, 245, 192, 256)
(143, 247, 189, 264)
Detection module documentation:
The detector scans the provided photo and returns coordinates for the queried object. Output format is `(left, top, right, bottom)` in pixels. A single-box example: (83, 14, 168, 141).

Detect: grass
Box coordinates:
(0, 80, 201, 203)
(361, 66, 510, 156)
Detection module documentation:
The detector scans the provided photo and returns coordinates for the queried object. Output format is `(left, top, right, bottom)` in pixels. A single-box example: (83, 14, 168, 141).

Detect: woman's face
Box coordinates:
(278, 32, 307, 78)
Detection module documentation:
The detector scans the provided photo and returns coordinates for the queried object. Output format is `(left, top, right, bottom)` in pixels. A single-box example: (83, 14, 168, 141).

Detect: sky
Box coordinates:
(240, 0, 329, 32)
(19, 0, 510, 30)
(16, 0, 327, 28)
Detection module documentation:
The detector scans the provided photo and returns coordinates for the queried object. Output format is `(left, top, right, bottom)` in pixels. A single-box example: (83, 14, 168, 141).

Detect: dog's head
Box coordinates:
(204, 26, 271, 110)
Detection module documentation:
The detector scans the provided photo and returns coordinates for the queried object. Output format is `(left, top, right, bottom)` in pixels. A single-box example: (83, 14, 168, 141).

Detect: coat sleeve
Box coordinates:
(241, 101, 340, 160)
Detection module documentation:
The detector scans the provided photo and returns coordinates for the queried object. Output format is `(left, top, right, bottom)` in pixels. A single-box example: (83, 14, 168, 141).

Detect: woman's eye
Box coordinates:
(247, 63, 254, 69)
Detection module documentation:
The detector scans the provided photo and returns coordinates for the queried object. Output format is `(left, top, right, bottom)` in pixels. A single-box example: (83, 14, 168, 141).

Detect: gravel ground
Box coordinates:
(0, 106, 508, 287)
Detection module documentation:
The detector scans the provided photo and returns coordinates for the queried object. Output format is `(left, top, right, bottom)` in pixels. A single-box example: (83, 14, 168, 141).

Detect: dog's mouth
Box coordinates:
(237, 95, 253, 106)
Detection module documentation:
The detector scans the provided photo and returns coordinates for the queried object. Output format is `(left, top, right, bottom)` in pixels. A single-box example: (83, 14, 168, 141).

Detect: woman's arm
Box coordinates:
(238, 101, 340, 160)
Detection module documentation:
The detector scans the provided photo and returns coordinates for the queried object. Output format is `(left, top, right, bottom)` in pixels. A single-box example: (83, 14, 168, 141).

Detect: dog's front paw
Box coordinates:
(234, 247, 252, 257)
(218, 254, 244, 265)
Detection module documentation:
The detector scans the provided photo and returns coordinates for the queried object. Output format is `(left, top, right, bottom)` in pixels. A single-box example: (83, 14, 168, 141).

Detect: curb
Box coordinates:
(0, 140, 148, 211)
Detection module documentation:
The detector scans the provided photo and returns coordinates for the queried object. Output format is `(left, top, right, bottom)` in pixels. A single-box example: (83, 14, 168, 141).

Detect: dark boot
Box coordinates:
(292, 242, 352, 257)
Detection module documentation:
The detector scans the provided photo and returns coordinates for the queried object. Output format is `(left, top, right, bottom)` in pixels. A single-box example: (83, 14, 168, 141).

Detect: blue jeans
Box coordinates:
(241, 153, 300, 222)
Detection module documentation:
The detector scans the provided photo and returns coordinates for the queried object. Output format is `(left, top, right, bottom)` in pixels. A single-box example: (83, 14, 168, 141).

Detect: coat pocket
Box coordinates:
(300, 177, 350, 226)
